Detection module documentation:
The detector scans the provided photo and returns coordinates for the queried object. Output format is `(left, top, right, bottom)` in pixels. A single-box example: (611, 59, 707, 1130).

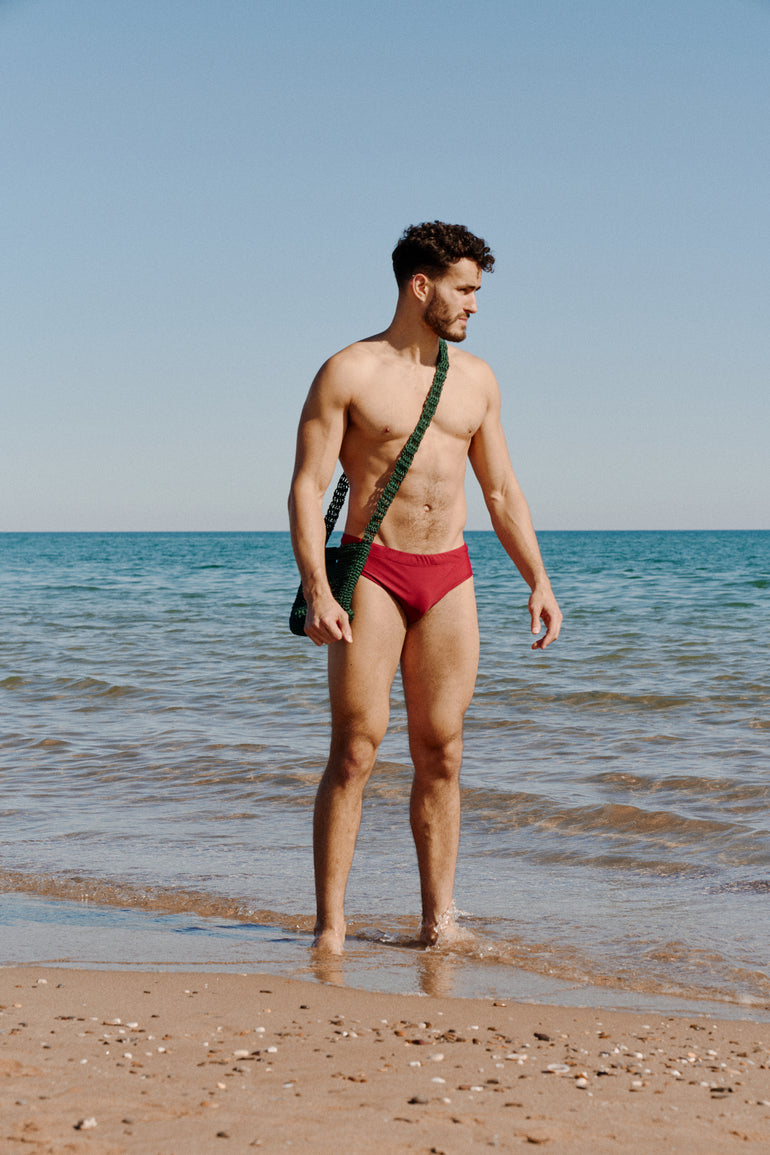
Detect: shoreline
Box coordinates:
(2, 966, 768, 1153)
(4, 892, 768, 1023)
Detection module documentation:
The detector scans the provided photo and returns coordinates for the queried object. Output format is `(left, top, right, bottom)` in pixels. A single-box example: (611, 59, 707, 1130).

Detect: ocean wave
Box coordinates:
(708, 879, 770, 894)
(0, 869, 312, 929)
(17, 674, 145, 699)
(588, 770, 770, 805)
(458, 784, 740, 841)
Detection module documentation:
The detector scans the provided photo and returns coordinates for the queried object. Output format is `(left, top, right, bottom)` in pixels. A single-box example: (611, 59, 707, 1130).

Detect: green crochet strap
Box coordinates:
(333, 338, 449, 610)
(323, 473, 350, 543)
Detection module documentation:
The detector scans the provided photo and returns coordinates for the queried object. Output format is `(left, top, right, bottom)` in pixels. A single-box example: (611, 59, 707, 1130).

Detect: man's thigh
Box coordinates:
(327, 575, 407, 736)
(400, 577, 479, 742)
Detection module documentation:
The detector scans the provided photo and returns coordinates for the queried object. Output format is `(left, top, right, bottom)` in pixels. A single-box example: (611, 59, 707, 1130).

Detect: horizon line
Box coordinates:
(2, 527, 768, 536)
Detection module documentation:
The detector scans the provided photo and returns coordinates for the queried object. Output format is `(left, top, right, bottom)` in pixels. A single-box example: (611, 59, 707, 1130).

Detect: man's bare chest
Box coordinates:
(348, 375, 484, 445)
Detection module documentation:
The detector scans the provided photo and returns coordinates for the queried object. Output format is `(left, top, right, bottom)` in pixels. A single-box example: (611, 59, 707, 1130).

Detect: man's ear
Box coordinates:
(410, 272, 432, 303)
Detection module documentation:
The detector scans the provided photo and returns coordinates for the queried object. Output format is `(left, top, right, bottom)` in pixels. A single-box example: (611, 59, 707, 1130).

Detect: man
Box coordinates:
(289, 221, 562, 954)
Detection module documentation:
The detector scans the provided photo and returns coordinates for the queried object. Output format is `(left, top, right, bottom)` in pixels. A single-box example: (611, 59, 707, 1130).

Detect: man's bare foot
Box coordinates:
(419, 925, 438, 946)
(419, 905, 472, 948)
(312, 924, 346, 954)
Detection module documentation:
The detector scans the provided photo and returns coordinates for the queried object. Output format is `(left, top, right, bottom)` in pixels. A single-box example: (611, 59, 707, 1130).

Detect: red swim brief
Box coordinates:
(341, 534, 473, 623)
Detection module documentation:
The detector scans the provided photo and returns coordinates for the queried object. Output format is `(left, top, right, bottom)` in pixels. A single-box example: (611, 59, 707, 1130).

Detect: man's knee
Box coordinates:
(326, 729, 382, 787)
(410, 729, 464, 782)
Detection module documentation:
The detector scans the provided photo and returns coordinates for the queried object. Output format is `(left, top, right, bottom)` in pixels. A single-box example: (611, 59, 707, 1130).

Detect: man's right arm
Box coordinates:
(288, 357, 354, 645)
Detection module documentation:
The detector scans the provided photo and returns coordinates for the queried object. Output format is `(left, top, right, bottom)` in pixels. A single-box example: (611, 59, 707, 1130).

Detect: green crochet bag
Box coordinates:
(289, 339, 449, 637)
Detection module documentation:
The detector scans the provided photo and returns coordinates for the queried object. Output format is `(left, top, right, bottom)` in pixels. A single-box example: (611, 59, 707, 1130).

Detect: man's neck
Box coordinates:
(380, 311, 442, 366)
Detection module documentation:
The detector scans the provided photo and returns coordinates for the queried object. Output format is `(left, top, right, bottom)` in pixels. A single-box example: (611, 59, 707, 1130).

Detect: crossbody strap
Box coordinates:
(322, 338, 449, 544)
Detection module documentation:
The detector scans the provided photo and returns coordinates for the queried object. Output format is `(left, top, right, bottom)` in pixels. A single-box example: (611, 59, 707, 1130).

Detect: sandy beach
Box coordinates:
(1, 967, 768, 1153)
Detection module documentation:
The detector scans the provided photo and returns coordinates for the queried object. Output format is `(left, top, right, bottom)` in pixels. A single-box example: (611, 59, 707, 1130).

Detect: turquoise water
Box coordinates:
(1, 531, 768, 1017)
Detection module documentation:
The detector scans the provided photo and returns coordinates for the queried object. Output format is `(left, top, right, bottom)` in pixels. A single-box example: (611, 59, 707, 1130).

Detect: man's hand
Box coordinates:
(529, 586, 562, 650)
(304, 594, 354, 646)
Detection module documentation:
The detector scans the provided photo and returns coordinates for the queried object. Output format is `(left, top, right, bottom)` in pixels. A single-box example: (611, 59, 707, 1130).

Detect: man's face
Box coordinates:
(422, 258, 481, 343)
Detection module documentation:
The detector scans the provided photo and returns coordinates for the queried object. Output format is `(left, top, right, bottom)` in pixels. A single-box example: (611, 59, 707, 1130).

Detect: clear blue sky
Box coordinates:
(2, 0, 768, 531)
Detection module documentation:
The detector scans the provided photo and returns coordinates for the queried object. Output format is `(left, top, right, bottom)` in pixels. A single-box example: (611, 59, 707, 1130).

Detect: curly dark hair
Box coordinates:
(392, 221, 494, 288)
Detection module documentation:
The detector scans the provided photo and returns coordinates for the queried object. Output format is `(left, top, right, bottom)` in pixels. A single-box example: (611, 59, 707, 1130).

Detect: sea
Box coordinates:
(1, 530, 768, 1020)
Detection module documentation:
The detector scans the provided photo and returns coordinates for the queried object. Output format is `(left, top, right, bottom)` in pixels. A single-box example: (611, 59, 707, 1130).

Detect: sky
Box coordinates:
(2, 0, 768, 531)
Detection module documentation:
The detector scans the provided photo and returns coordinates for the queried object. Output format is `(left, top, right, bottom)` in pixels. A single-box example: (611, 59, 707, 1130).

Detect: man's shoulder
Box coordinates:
(315, 336, 386, 387)
(326, 335, 389, 369)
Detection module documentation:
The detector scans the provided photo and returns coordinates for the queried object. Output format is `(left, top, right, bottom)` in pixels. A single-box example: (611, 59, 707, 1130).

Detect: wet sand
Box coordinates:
(2, 966, 768, 1153)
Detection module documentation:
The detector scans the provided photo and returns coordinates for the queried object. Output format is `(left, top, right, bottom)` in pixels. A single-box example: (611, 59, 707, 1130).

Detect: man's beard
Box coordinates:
(424, 295, 467, 342)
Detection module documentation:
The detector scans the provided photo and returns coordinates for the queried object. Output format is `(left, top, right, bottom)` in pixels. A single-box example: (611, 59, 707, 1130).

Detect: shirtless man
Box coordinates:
(289, 222, 562, 954)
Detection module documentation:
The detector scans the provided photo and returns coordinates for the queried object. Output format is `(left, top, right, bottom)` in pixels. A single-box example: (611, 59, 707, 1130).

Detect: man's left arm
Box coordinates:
(468, 366, 562, 649)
